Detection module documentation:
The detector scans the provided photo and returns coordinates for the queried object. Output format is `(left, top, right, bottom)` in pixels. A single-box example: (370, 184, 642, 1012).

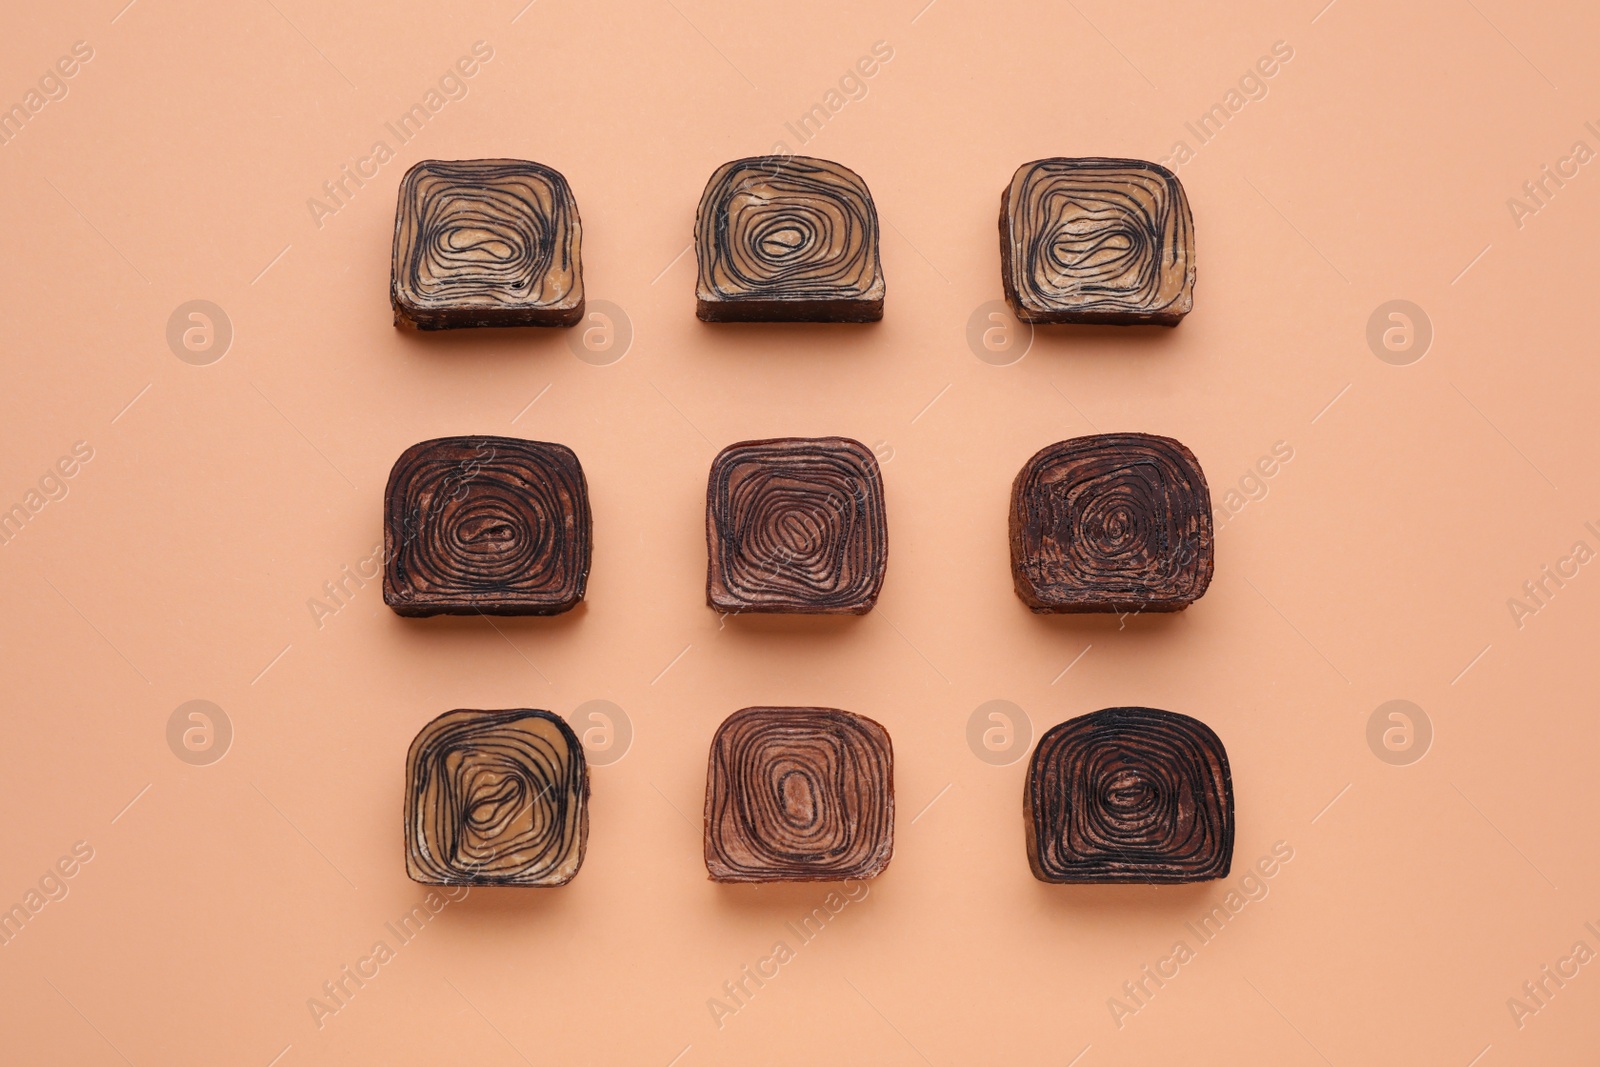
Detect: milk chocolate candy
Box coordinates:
(1026, 707, 1233, 884)
(1010, 433, 1212, 613)
(405, 708, 588, 886)
(706, 437, 887, 615)
(1000, 158, 1194, 325)
(705, 706, 894, 882)
(391, 158, 584, 329)
(695, 156, 884, 322)
(384, 435, 591, 616)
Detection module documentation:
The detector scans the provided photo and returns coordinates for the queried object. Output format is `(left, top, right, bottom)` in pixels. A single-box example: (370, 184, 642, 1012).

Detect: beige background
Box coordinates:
(2, 0, 1597, 1063)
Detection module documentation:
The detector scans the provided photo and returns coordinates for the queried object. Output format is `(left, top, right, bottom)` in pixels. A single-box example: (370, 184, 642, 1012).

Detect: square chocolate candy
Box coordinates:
(695, 155, 884, 322)
(706, 437, 888, 614)
(391, 158, 584, 329)
(1000, 157, 1194, 325)
(384, 435, 591, 616)
(1026, 707, 1233, 884)
(405, 708, 588, 887)
(705, 707, 893, 882)
(1010, 433, 1212, 613)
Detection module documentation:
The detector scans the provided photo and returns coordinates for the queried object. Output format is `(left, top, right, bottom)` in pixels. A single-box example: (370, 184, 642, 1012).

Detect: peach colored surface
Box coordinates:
(2, 1, 1596, 1064)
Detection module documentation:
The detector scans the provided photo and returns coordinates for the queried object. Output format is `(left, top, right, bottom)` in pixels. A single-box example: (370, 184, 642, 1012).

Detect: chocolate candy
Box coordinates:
(705, 706, 894, 882)
(1000, 158, 1195, 325)
(695, 155, 884, 322)
(405, 708, 589, 886)
(706, 437, 888, 615)
(391, 158, 584, 329)
(384, 435, 591, 617)
(1025, 707, 1233, 884)
(1010, 433, 1213, 613)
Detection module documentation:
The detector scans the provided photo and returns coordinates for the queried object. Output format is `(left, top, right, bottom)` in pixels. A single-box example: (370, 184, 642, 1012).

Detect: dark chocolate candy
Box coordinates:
(706, 437, 887, 615)
(1010, 433, 1212, 613)
(384, 435, 591, 617)
(1026, 706, 1233, 884)
(705, 706, 894, 883)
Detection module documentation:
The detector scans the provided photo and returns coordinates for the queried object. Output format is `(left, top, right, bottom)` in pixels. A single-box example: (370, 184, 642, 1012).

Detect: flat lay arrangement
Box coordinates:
(387, 155, 1229, 887)
(15, 8, 1579, 1061)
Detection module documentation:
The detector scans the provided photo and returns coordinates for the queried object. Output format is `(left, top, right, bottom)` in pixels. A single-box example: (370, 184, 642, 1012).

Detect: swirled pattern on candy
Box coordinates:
(406, 708, 588, 886)
(384, 435, 591, 616)
(705, 707, 894, 882)
(706, 437, 887, 614)
(1026, 707, 1233, 884)
(695, 156, 884, 322)
(391, 158, 584, 329)
(1000, 158, 1194, 325)
(1010, 433, 1212, 613)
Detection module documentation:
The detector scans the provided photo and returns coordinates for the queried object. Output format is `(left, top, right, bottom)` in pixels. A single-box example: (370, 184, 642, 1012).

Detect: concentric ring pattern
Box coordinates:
(705, 707, 894, 882)
(1010, 433, 1212, 613)
(384, 435, 591, 616)
(406, 708, 589, 887)
(391, 158, 584, 329)
(706, 437, 887, 614)
(1026, 707, 1233, 884)
(695, 155, 884, 321)
(1001, 157, 1194, 325)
